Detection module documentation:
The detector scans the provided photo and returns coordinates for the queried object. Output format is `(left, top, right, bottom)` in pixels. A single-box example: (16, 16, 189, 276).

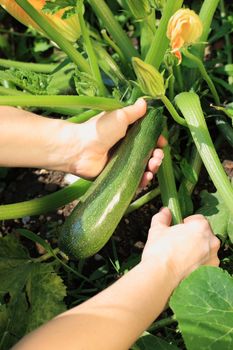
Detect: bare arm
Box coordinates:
(13, 208, 220, 350)
(0, 100, 164, 184)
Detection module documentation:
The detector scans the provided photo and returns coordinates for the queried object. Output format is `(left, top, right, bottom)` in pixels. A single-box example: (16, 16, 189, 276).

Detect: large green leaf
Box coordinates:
(132, 332, 179, 350)
(196, 190, 233, 242)
(0, 235, 66, 349)
(170, 266, 233, 350)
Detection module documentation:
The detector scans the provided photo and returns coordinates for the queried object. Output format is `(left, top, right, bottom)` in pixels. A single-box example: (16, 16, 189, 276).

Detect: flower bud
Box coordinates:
(132, 57, 165, 97)
(0, 0, 80, 42)
(127, 0, 152, 20)
(167, 8, 203, 63)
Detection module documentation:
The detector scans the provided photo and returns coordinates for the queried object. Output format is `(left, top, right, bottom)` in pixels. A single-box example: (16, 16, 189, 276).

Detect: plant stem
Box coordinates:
(125, 187, 161, 215)
(157, 120, 183, 224)
(145, 0, 184, 69)
(15, 0, 90, 73)
(175, 92, 233, 216)
(101, 29, 126, 64)
(77, 0, 107, 95)
(181, 147, 202, 195)
(89, 0, 138, 61)
(0, 86, 29, 96)
(0, 179, 91, 220)
(0, 58, 57, 73)
(33, 247, 60, 262)
(0, 95, 125, 110)
(160, 95, 187, 126)
(220, 0, 232, 66)
(189, 0, 220, 83)
(199, 0, 221, 48)
(67, 110, 99, 123)
(148, 317, 177, 332)
(182, 48, 220, 105)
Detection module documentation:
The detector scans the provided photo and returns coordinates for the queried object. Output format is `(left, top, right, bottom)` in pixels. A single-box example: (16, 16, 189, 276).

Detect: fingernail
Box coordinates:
(135, 98, 145, 105)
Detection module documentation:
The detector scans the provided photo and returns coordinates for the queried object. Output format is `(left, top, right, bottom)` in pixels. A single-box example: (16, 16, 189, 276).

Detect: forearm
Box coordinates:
(13, 259, 178, 350)
(0, 106, 77, 171)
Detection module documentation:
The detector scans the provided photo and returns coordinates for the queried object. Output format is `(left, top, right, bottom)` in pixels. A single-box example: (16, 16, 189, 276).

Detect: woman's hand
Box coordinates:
(63, 98, 165, 184)
(0, 102, 164, 185)
(141, 207, 220, 285)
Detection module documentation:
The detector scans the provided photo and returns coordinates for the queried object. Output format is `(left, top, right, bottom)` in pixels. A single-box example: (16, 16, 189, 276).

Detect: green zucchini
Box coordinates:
(59, 108, 163, 259)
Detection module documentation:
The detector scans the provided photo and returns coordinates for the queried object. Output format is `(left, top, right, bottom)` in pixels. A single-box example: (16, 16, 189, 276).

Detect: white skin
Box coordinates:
(0, 100, 220, 350)
(0, 99, 165, 187)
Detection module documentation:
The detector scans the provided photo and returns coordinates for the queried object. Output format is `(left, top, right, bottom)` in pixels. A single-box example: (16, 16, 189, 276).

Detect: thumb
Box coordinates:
(150, 207, 172, 229)
(96, 98, 147, 148)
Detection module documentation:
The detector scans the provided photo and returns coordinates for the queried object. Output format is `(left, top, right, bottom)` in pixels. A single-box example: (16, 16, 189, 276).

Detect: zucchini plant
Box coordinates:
(0, 0, 233, 349)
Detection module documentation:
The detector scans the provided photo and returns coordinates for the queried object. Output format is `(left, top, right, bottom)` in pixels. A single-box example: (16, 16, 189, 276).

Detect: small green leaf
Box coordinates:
(196, 189, 233, 242)
(170, 266, 233, 350)
(0, 236, 66, 349)
(133, 332, 179, 350)
(180, 158, 198, 185)
(178, 182, 194, 217)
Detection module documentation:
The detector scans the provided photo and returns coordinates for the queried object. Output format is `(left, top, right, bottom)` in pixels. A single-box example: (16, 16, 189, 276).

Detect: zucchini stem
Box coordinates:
(176, 92, 233, 216)
(157, 120, 183, 224)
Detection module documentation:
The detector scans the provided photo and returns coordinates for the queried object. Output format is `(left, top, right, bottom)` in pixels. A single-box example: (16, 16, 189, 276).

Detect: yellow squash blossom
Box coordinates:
(0, 0, 80, 42)
(167, 8, 203, 63)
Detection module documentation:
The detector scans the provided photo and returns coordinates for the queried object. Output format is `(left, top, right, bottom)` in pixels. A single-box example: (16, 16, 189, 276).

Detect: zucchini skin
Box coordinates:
(59, 108, 163, 259)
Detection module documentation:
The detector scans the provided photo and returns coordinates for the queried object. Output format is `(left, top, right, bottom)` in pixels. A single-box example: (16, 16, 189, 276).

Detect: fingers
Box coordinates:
(119, 98, 147, 125)
(139, 171, 153, 188)
(95, 98, 147, 149)
(150, 207, 172, 228)
(157, 135, 167, 148)
(139, 149, 164, 188)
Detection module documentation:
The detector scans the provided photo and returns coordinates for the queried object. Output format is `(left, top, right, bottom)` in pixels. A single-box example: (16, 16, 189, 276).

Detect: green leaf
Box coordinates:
(196, 189, 233, 242)
(0, 236, 66, 349)
(178, 182, 194, 217)
(170, 266, 233, 350)
(132, 332, 179, 350)
(43, 0, 76, 18)
(180, 158, 198, 185)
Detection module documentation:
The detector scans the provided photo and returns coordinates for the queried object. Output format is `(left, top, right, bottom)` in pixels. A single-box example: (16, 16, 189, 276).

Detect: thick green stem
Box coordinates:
(189, 0, 220, 83)
(161, 95, 187, 126)
(77, 0, 107, 95)
(157, 121, 183, 224)
(182, 48, 220, 105)
(89, 0, 138, 61)
(0, 58, 57, 73)
(176, 92, 233, 216)
(145, 0, 184, 69)
(15, 0, 90, 73)
(0, 95, 125, 110)
(0, 179, 91, 220)
(199, 0, 221, 48)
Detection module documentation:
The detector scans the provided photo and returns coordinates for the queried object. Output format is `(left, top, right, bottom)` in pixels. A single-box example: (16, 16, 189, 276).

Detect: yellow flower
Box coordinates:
(132, 57, 165, 97)
(0, 0, 80, 42)
(167, 8, 203, 63)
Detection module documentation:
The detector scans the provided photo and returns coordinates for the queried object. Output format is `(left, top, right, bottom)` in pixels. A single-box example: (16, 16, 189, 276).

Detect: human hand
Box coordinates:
(64, 99, 165, 184)
(141, 208, 220, 285)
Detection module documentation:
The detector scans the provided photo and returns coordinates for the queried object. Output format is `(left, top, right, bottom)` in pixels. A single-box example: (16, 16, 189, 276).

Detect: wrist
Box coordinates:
(139, 254, 182, 290)
(45, 119, 82, 174)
